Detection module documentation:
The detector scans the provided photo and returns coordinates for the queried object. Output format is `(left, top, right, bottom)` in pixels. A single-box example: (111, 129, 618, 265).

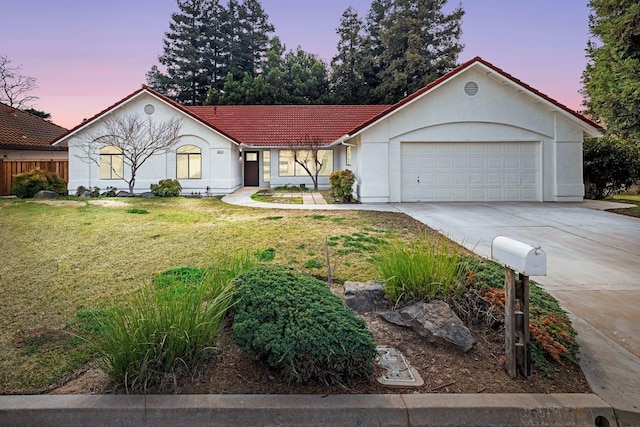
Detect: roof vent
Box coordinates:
(144, 104, 155, 115)
(464, 81, 479, 96)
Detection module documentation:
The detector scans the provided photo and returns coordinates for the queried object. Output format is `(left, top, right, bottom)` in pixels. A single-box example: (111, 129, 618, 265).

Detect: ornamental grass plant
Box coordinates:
(373, 233, 464, 306)
(94, 254, 256, 393)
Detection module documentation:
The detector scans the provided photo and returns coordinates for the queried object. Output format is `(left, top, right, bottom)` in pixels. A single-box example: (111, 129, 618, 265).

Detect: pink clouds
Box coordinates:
(1, 0, 591, 129)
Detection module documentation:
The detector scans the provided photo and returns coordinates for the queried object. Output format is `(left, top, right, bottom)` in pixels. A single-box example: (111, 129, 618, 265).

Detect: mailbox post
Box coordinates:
(491, 236, 546, 378)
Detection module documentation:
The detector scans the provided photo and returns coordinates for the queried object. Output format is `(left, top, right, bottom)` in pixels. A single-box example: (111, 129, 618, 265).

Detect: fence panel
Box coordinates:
(0, 159, 69, 196)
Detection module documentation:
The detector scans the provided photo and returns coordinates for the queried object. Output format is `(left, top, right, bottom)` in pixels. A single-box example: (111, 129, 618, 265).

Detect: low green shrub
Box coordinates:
(75, 186, 88, 197)
(103, 186, 117, 197)
(232, 265, 377, 384)
(329, 169, 356, 202)
(373, 234, 463, 306)
(150, 179, 182, 197)
(12, 169, 67, 198)
(584, 136, 640, 199)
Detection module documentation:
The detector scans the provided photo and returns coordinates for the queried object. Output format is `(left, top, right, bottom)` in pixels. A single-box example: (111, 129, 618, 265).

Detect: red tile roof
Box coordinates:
(0, 103, 68, 151)
(186, 105, 390, 146)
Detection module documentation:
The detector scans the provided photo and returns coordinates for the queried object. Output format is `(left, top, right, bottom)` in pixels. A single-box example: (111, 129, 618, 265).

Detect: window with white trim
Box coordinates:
(99, 146, 124, 180)
(176, 144, 202, 179)
(278, 149, 333, 177)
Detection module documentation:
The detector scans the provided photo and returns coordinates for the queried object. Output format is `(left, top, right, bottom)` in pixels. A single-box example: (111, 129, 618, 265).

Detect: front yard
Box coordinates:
(0, 197, 589, 394)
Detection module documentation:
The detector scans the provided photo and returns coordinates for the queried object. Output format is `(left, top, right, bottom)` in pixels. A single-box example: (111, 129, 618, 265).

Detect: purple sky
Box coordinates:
(2, 0, 592, 129)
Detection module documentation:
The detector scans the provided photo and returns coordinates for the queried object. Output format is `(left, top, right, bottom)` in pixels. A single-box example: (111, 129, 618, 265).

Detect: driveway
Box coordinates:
(395, 201, 640, 418)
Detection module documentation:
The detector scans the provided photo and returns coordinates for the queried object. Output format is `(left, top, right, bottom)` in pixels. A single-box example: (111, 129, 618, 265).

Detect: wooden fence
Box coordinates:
(0, 159, 69, 196)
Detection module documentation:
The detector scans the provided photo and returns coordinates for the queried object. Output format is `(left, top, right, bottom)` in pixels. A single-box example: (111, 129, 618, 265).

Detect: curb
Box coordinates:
(0, 393, 618, 427)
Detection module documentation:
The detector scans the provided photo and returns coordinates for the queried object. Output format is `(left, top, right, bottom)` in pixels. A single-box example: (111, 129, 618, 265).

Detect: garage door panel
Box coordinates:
(401, 142, 540, 202)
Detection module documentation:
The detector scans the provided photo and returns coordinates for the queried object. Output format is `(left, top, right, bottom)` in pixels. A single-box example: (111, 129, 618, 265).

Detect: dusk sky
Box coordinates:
(2, 0, 592, 129)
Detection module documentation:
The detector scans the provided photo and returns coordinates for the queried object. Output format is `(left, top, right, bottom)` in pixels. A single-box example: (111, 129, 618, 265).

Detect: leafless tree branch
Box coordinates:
(76, 113, 183, 193)
(293, 135, 325, 190)
(0, 55, 39, 109)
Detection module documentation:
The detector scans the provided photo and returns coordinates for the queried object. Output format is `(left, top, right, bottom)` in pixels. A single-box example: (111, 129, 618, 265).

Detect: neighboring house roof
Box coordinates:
(186, 105, 389, 147)
(0, 102, 68, 151)
(349, 56, 602, 138)
(51, 56, 601, 148)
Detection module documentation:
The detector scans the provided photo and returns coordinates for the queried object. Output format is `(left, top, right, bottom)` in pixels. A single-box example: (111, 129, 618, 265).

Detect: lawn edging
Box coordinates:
(0, 393, 617, 427)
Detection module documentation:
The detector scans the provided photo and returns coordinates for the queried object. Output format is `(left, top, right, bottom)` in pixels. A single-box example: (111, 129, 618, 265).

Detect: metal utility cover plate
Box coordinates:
(375, 347, 424, 387)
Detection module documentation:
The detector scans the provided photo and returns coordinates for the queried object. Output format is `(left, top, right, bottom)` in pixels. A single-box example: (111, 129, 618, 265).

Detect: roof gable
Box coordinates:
(0, 103, 68, 151)
(348, 57, 602, 138)
(51, 87, 240, 146)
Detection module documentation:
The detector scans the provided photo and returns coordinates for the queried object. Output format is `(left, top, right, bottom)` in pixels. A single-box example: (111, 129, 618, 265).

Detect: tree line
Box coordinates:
(146, 0, 464, 106)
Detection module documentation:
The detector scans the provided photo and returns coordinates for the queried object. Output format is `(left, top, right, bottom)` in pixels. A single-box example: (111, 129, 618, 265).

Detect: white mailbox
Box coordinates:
(491, 236, 546, 276)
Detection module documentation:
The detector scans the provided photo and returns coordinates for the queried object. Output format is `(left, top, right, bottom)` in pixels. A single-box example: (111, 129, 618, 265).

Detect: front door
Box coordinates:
(244, 151, 259, 186)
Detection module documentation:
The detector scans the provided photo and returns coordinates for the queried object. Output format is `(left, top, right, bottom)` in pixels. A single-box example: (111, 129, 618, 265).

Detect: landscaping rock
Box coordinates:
(344, 281, 389, 313)
(78, 191, 91, 198)
(381, 300, 475, 352)
(116, 191, 133, 197)
(33, 190, 58, 199)
(140, 192, 155, 198)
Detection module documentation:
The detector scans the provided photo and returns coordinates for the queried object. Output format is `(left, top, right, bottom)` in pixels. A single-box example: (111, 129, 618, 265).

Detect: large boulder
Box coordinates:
(344, 281, 389, 313)
(116, 191, 134, 197)
(33, 190, 59, 199)
(381, 300, 475, 352)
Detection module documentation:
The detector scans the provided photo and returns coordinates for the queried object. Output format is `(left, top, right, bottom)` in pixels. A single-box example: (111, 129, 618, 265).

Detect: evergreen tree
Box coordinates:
(582, 0, 640, 143)
(155, 0, 211, 105)
(282, 47, 332, 104)
(330, 7, 368, 104)
(201, 0, 231, 93)
(239, 0, 275, 76)
(149, 0, 274, 105)
(374, 0, 464, 103)
(361, 0, 392, 103)
(209, 44, 331, 105)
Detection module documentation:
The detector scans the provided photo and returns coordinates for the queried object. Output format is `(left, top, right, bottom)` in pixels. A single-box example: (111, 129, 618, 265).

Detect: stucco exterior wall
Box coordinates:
(65, 93, 241, 195)
(355, 67, 588, 203)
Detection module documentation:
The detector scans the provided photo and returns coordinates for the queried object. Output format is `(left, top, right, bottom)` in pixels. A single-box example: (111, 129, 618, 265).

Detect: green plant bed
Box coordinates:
(232, 265, 378, 385)
(458, 256, 579, 375)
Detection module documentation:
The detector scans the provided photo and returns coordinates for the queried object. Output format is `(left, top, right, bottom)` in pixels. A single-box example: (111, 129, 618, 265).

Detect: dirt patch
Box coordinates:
(50, 312, 591, 396)
(88, 200, 131, 208)
(31, 200, 84, 207)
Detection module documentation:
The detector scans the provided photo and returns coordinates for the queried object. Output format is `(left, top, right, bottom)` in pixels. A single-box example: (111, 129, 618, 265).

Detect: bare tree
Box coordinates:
(293, 136, 328, 190)
(0, 55, 39, 108)
(77, 113, 183, 194)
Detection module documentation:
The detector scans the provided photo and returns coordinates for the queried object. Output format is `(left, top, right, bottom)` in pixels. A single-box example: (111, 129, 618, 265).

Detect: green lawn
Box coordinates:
(611, 193, 640, 218)
(0, 197, 424, 393)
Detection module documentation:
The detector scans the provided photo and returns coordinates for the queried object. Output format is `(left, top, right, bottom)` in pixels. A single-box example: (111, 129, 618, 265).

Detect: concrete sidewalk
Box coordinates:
(221, 188, 640, 425)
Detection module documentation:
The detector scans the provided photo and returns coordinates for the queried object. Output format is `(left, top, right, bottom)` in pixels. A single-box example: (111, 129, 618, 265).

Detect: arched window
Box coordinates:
(176, 144, 202, 179)
(99, 146, 124, 180)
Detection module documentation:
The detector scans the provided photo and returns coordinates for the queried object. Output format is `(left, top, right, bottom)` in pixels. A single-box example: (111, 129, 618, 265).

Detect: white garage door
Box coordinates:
(401, 142, 540, 202)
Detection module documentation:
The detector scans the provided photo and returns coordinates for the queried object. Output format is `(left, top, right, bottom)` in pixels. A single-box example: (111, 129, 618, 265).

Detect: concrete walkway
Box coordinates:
(222, 188, 640, 425)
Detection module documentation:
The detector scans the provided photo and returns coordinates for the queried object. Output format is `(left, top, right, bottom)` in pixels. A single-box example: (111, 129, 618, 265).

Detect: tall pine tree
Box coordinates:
(582, 0, 640, 143)
(375, 0, 464, 103)
(330, 7, 368, 104)
(148, 0, 274, 105)
(361, 0, 392, 103)
(154, 0, 211, 105)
